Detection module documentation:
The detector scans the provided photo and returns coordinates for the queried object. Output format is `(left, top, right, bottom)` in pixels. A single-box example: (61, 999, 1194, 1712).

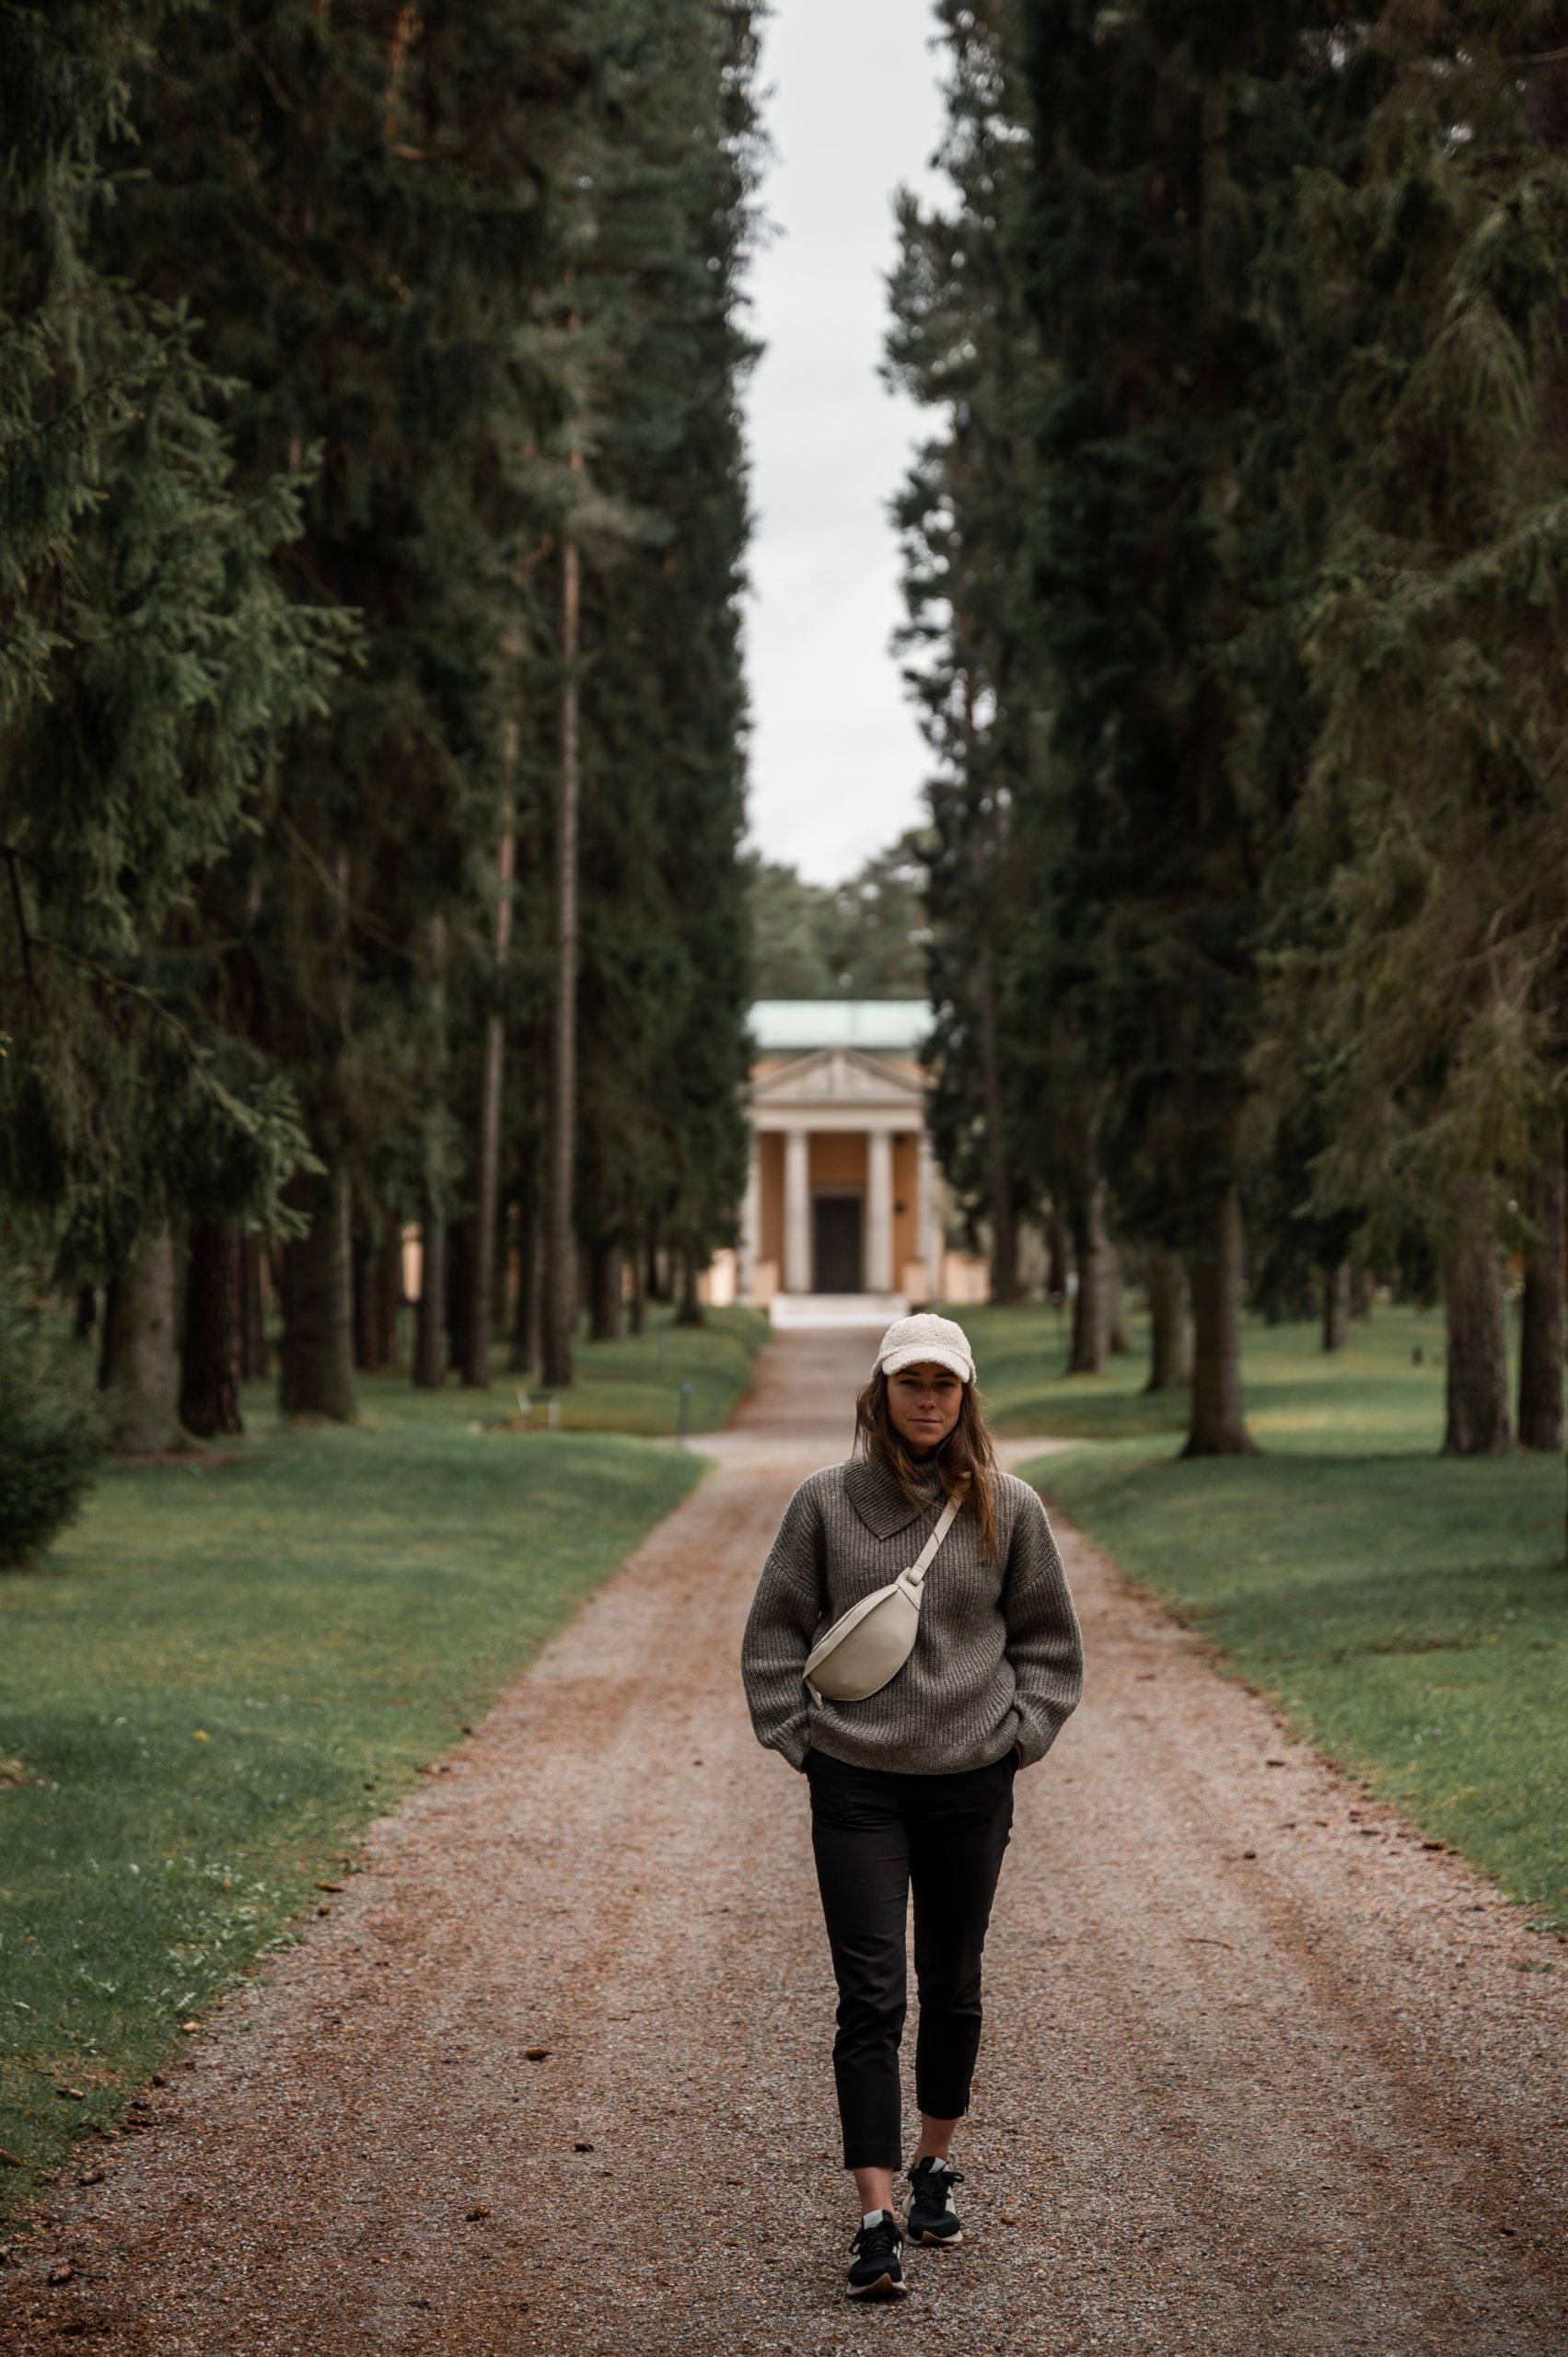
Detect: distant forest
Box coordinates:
(746, 834, 929, 1000)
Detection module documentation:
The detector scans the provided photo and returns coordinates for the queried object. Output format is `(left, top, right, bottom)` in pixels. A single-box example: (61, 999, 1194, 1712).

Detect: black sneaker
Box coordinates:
(847, 2209, 908, 2298)
(905, 2155, 964, 2246)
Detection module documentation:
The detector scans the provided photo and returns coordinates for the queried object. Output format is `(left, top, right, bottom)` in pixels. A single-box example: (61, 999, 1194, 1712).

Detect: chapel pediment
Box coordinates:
(750, 1045, 926, 1110)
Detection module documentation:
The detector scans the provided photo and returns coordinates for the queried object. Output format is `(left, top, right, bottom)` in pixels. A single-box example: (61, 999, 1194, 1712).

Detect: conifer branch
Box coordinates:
(15, 928, 211, 1069)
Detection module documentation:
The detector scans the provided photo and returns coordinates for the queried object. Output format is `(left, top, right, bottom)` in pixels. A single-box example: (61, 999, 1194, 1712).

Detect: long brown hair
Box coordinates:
(853, 1368, 999, 1557)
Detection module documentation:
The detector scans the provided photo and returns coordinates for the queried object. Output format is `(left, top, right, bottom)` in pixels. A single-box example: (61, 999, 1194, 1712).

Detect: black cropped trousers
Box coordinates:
(805, 1745, 1016, 2171)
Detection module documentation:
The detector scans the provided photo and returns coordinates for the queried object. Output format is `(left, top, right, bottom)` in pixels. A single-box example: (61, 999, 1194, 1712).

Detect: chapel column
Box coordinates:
(784, 1127, 811, 1294)
(867, 1126, 894, 1294)
(918, 1128, 942, 1300)
(739, 1134, 761, 1303)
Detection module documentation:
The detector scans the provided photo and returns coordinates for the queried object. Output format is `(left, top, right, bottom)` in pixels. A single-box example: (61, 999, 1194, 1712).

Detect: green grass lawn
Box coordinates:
(0, 1306, 765, 2214)
(500, 1302, 770, 1434)
(963, 1300, 1567, 1933)
(964, 1294, 1458, 1446)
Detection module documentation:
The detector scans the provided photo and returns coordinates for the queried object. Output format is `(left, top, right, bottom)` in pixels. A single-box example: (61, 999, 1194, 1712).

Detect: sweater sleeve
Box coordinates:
(1000, 1479, 1084, 1769)
(739, 1476, 825, 1771)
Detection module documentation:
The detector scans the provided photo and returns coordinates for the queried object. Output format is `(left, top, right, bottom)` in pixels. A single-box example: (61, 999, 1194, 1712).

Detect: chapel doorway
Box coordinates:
(813, 1193, 864, 1292)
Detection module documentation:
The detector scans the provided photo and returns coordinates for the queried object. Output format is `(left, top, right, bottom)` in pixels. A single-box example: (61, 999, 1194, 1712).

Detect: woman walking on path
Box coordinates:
(741, 1312, 1084, 2300)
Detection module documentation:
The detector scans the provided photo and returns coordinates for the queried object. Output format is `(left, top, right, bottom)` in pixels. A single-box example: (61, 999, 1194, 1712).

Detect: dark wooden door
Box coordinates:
(814, 1194, 864, 1293)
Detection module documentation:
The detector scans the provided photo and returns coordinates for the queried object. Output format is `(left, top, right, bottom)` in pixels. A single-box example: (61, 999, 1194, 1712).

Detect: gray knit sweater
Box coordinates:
(739, 1454, 1083, 1777)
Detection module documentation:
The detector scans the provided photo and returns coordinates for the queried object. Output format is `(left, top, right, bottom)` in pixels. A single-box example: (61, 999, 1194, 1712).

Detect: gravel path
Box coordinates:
(5, 1329, 1565, 2357)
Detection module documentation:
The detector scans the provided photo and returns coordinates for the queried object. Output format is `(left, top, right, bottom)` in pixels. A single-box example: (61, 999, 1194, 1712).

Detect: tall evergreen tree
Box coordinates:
(560, 0, 759, 1344)
(887, 3, 1042, 1304)
(1257, 10, 1568, 1457)
(126, 1, 597, 1416)
(0, 2, 343, 1450)
(1016, 1, 1350, 1450)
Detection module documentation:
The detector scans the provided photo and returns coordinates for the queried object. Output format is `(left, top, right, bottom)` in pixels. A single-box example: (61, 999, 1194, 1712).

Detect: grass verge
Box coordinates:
(973, 1302, 1567, 1933)
(499, 1303, 770, 1434)
(962, 1295, 1458, 1447)
(0, 1309, 760, 2216)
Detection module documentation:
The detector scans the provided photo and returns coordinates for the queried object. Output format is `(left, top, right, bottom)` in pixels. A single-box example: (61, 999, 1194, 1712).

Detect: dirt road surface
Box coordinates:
(6, 1329, 1565, 2356)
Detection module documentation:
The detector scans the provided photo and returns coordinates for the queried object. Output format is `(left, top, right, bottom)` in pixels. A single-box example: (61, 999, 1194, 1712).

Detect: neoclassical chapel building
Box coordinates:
(711, 1001, 984, 1319)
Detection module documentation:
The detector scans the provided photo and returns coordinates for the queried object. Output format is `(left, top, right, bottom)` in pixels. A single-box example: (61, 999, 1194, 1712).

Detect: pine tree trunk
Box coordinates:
(589, 1240, 622, 1341)
(446, 1217, 472, 1377)
(352, 1229, 372, 1370)
(506, 1166, 538, 1376)
(978, 940, 1018, 1306)
(1066, 1181, 1109, 1375)
(1144, 1246, 1191, 1392)
(1516, 1132, 1565, 1452)
(105, 1225, 192, 1454)
(73, 1285, 97, 1341)
(356, 1214, 400, 1372)
(1181, 1177, 1256, 1457)
(1046, 1202, 1069, 1301)
(412, 1214, 447, 1390)
(278, 1167, 356, 1422)
(179, 1222, 244, 1439)
(628, 1234, 646, 1337)
(465, 1012, 503, 1390)
(467, 840, 515, 1388)
(1322, 1259, 1350, 1353)
(241, 1237, 269, 1380)
(379, 1213, 403, 1368)
(98, 1279, 119, 1389)
(1105, 1245, 1132, 1354)
(1441, 1184, 1510, 1457)
(1349, 1264, 1374, 1319)
(677, 1254, 703, 1327)
(493, 1198, 512, 1334)
(543, 494, 581, 1390)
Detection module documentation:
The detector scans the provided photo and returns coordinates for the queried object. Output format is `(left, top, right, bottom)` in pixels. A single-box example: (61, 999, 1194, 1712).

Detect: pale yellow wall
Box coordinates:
(890, 1132, 919, 1271)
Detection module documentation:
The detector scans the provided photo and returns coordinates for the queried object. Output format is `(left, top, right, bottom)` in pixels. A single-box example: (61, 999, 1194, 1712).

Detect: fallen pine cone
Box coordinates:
(315, 1881, 345, 1894)
(466, 2203, 491, 2222)
(524, 2047, 550, 2061)
(999, 2211, 1019, 2226)
(574, 2140, 594, 2153)
(48, 2263, 74, 2285)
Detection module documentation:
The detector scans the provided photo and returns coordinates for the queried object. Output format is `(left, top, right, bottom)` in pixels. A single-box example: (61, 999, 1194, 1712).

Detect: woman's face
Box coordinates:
(887, 1360, 965, 1454)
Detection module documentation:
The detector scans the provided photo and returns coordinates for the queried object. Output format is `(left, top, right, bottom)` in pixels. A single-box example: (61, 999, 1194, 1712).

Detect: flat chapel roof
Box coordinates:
(749, 1000, 931, 1054)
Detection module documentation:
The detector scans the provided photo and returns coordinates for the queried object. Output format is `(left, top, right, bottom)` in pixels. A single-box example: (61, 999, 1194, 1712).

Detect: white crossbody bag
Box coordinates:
(802, 1493, 962, 1705)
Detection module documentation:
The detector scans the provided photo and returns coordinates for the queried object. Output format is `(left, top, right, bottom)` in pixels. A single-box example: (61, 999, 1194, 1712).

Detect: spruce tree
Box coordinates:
(0, 2, 344, 1450)
(887, 3, 1042, 1305)
(1017, 1, 1347, 1449)
(1257, 12, 1568, 1456)
(126, 0, 598, 1417)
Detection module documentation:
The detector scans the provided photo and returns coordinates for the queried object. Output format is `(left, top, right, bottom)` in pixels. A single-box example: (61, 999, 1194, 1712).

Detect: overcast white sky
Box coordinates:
(740, 0, 947, 887)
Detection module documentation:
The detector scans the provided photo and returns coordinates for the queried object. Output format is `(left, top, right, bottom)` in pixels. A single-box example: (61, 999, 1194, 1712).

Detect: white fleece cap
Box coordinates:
(874, 1312, 976, 1386)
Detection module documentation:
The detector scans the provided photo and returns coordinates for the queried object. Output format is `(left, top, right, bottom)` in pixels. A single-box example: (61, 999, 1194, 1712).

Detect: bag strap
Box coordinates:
(905, 1492, 962, 1590)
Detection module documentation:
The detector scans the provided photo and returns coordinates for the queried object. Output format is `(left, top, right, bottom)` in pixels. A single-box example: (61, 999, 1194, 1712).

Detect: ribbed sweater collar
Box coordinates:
(842, 1451, 947, 1541)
